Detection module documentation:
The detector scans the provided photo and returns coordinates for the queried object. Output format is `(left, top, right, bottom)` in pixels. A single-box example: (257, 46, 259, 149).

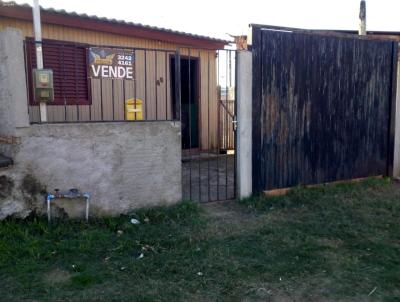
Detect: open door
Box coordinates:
(171, 57, 199, 149)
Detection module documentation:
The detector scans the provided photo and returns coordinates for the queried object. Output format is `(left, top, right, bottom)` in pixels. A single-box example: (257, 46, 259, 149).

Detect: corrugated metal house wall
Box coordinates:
(0, 17, 219, 150)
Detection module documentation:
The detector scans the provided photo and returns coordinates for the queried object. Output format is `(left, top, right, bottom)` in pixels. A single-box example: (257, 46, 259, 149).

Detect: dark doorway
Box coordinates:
(171, 57, 199, 149)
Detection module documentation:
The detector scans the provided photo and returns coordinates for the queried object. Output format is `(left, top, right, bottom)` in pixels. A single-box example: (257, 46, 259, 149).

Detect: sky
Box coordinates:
(9, 0, 400, 40)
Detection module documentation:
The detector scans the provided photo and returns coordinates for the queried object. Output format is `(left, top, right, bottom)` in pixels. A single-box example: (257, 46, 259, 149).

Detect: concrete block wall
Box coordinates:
(1, 121, 182, 219)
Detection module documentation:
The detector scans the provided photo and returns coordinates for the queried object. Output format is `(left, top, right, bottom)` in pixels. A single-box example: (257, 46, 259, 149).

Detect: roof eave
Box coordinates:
(0, 4, 229, 49)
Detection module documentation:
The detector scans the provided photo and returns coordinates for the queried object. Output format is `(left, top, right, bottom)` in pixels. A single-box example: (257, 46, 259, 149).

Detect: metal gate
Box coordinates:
(252, 25, 398, 192)
(176, 48, 237, 202)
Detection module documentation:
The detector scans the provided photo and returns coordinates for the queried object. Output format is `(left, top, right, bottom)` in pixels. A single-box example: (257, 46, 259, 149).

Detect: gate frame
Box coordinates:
(178, 47, 238, 202)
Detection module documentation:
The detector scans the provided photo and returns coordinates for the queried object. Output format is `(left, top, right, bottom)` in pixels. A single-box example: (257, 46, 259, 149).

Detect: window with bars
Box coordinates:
(25, 38, 90, 106)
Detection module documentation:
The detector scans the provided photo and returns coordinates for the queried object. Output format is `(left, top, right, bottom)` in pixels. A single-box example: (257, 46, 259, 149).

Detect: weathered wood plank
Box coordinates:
(264, 176, 384, 197)
(387, 42, 399, 176)
(251, 25, 263, 192)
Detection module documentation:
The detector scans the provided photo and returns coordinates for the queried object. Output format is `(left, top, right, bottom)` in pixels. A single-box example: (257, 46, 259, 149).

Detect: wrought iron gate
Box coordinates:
(176, 48, 237, 202)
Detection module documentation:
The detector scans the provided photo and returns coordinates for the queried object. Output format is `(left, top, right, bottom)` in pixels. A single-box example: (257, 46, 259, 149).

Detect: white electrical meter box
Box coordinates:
(33, 69, 54, 102)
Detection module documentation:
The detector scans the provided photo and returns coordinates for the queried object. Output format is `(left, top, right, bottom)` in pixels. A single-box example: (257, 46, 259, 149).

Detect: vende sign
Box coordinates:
(88, 47, 135, 80)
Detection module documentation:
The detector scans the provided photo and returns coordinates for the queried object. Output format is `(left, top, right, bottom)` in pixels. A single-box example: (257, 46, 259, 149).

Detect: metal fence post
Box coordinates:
(174, 49, 181, 121)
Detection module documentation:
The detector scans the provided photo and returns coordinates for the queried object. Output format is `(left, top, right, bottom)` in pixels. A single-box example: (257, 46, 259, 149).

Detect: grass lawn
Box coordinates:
(1, 178, 400, 301)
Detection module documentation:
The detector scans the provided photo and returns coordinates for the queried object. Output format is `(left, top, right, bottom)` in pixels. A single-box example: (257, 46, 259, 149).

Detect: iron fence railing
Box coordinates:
(24, 39, 180, 124)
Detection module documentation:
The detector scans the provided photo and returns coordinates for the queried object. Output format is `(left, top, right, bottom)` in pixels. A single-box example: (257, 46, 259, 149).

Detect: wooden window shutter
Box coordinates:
(25, 38, 90, 106)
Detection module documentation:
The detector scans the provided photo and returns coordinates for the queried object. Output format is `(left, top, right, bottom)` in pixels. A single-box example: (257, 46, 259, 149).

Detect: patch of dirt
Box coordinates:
(201, 201, 267, 237)
(201, 201, 259, 224)
(43, 268, 72, 284)
(242, 277, 337, 302)
(317, 238, 343, 249)
(242, 286, 302, 302)
(202, 200, 244, 220)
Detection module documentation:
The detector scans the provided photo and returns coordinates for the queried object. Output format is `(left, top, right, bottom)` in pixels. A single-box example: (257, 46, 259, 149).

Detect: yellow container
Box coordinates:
(125, 98, 143, 121)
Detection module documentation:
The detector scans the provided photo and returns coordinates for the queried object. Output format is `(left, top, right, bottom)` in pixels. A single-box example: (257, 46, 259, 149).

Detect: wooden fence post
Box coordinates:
(359, 0, 367, 35)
